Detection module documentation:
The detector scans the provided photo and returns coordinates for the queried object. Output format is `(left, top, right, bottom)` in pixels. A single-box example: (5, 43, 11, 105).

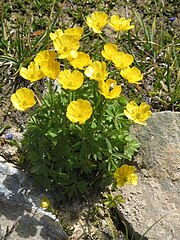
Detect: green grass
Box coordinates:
(0, 0, 63, 74)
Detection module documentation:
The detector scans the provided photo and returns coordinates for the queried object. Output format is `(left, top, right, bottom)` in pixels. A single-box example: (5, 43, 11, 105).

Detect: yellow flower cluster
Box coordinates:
(49, 27, 83, 59)
(11, 11, 151, 126)
(84, 61, 122, 99)
(101, 43, 143, 84)
(86, 11, 134, 33)
(10, 11, 154, 194)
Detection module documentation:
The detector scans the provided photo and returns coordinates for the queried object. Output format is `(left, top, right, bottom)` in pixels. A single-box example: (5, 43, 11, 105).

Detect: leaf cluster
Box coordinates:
(21, 84, 139, 199)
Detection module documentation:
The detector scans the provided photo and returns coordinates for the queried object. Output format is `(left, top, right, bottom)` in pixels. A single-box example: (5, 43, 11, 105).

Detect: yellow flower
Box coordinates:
(86, 11, 108, 33)
(109, 15, 134, 31)
(34, 50, 60, 79)
(52, 34, 80, 59)
(50, 29, 64, 41)
(124, 101, 152, 125)
(66, 99, 93, 124)
(40, 196, 51, 209)
(120, 66, 143, 84)
(11, 88, 36, 111)
(50, 27, 83, 41)
(84, 61, 108, 81)
(64, 27, 84, 40)
(58, 70, 84, 90)
(68, 52, 92, 70)
(98, 79, 122, 99)
(34, 50, 57, 64)
(101, 43, 118, 61)
(20, 62, 45, 82)
(114, 164, 138, 188)
(40, 60, 60, 80)
(112, 52, 134, 70)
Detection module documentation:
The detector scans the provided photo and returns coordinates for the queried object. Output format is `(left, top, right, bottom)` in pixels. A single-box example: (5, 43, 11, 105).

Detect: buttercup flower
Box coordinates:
(11, 88, 36, 111)
(84, 61, 108, 81)
(98, 79, 122, 99)
(64, 27, 84, 40)
(40, 196, 51, 209)
(114, 164, 138, 188)
(120, 66, 143, 84)
(101, 43, 118, 61)
(109, 15, 134, 31)
(34, 50, 60, 79)
(112, 52, 134, 70)
(66, 99, 93, 124)
(68, 52, 92, 70)
(124, 101, 152, 125)
(20, 62, 45, 82)
(40, 60, 60, 80)
(86, 11, 108, 33)
(50, 29, 64, 41)
(50, 27, 83, 41)
(58, 70, 84, 90)
(34, 50, 57, 64)
(52, 34, 80, 59)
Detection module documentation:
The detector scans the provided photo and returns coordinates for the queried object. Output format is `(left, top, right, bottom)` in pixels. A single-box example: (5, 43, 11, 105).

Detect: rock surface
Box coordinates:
(116, 111, 180, 240)
(0, 156, 69, 240)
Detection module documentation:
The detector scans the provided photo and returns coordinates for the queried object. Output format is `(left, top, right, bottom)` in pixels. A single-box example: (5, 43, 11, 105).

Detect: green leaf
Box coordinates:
(105, 138, 112, 153)
(76, 181, 88, 194)
(45, 131, 57, 138)
(124, 137, 141, 160)
(103, 193, 124, 208)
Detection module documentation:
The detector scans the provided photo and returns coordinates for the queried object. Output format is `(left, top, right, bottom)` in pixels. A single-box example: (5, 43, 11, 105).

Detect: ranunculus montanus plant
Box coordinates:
(11, 11, 151, 200)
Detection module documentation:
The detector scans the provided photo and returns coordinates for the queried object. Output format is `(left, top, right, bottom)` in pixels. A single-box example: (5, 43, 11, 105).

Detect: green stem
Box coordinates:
(0, 125, 11, 135)
(116, 31, 121, 45)
(97, 99, 107, 127)
(33, 82, 43, 106)
(63, 59, 69, 69)
(48, 77, 53, 105)
(107, 210, 116, 240)
(99, 34, 108, 44)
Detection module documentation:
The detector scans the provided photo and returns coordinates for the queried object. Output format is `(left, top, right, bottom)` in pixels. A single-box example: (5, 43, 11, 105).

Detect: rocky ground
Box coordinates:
(0, 112, 179, 240)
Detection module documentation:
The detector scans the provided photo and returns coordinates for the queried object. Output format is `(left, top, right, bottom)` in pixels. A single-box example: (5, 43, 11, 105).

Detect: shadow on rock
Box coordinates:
(15, 214, 38, 238)
(0, 159, 68, 240)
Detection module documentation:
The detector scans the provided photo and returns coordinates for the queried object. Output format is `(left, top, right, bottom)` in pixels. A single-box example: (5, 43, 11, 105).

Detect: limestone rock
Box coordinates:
(0, 156, 69, 240)
(116, 111, 180, 240)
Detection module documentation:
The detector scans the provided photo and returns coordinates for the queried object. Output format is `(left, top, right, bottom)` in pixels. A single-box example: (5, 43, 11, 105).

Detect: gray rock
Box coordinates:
(0, 156, 69, 240)
(115, 111, 180, 240)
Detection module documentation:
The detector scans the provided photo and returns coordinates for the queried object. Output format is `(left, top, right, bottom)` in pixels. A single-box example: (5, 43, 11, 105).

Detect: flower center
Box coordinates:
(124, 176, 128, 182)
(22, 100, 28, 106)
(63, 46, 68, 52)
(96, 72, 101, 78)
(135, 112, 141, 119)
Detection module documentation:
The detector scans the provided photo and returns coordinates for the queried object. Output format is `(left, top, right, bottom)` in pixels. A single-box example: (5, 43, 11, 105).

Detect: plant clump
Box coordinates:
(11, 11, 152, 200)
